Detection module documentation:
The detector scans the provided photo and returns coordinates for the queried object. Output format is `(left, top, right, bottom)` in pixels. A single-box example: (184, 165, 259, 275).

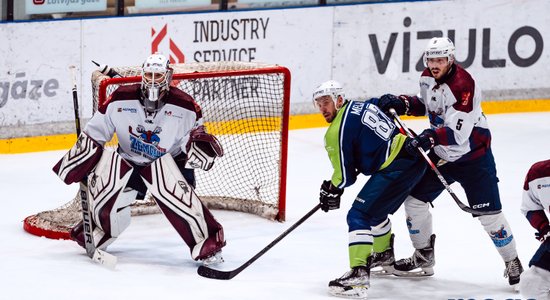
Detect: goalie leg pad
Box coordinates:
(86, 150, 134, 249)
(53, 132, 103, 184)
(141, 153, 225, 260)
(70, 220, 116, 251)
(478, 212, 518, 262)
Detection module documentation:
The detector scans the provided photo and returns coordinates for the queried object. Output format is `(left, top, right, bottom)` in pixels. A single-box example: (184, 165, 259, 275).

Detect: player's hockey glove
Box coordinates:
(319, 180, 343, 212)
(377, 94, 410, 116)
(535, 224, 550, 243)
(405, 129, 437, 157)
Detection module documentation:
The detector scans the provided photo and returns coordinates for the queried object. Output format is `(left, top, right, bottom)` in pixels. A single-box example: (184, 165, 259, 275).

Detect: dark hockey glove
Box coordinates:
(404, 129, 437, 157)
(535, 224, 550, 243)
(319, 180, 343, 212)
(377, 94, 409, 116)
(185, 126, 224, 171)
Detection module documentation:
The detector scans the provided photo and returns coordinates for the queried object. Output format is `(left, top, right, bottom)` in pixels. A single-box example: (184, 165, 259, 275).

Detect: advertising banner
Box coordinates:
(80, 7, 334, 117)
(25, 0, 107, 15)
(0, 21, 81, 131)
(332, 0, 550, 99)
(134, 0, 211, 9)
(1, 0, 549, 136)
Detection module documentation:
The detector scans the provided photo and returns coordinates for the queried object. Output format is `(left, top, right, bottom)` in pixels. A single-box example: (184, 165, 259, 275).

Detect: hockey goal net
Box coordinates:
(23, 61, 291, 240)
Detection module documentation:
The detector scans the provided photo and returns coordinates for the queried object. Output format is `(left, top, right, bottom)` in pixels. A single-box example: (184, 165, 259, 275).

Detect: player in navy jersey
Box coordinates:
(313, 80, 427, 298)
(519, 160, 550, 299)
(53, 53, 225, 265)
(377, 37, 523, 286)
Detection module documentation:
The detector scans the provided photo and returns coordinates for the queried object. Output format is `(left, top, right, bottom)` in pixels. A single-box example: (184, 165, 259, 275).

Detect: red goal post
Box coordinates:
(23, 61, 291, 240)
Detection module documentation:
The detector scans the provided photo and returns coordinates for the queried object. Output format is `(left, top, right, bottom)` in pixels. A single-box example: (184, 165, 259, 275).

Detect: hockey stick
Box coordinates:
(197, 203, 322, 280)
(389, 109, 501, 216)
(91, 60, 122, 78)
(69, 65, 117, 269)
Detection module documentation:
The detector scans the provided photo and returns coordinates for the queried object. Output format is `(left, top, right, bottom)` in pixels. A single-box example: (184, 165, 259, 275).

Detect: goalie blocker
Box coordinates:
(53, 133, 225, 262)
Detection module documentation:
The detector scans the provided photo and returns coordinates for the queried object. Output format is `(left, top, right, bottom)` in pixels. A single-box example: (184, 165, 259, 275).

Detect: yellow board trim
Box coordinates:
(2, 99, 550, 154)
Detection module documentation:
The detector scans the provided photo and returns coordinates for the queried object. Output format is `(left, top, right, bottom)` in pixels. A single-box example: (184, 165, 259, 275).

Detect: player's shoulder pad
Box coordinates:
(448, 64, 475, 113)
(99, 84, 141, 114)
(524, 159, 550, 190)
(164, 86, 203, 120)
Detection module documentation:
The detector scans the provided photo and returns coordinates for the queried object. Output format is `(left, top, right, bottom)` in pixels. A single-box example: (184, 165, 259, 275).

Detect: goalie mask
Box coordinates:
(423, 37, 455, 67)
(141, 53, 173, 112)
(312, 80, 345, 109)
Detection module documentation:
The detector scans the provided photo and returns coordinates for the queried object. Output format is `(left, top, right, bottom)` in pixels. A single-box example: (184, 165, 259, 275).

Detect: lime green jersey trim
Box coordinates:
(378, 133, 407, 171)
(324, 103, 348, 187)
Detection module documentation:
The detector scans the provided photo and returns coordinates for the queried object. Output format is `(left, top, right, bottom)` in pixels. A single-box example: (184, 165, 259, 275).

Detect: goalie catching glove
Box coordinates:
(185, 126, 224, 171)
(319, 180, 343, 212)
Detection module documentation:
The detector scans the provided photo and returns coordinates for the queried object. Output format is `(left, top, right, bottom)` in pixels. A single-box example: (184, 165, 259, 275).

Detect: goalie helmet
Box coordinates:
(141, 53, 173, 112)
(312, 80, 345, 108)
(423, 37, 455, 67)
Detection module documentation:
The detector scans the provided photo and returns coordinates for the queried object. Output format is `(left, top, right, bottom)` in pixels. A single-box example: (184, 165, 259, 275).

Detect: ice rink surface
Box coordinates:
(2, 112, 549, 300)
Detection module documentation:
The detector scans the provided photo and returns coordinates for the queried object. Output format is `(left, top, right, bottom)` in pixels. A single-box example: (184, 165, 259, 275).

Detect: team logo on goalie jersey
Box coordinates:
(129, 125, 166, 159)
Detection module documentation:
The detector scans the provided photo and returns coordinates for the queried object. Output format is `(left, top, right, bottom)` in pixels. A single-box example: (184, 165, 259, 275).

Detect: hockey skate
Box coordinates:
(328, 260, 371, 299)
(503, 256, 523, 286)
(200, 250, 224, 266)
(393, 234, 435, 277)
(370, 234, 395, 276)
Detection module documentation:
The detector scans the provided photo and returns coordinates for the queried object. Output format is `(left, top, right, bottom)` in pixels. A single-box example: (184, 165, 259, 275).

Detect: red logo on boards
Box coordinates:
(151, 25, 185, 64)
(33, 0, 45, 4)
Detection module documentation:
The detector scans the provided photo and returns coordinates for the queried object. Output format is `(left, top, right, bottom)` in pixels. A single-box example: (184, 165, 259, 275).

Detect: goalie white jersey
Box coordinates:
(84, 84, 203, 165)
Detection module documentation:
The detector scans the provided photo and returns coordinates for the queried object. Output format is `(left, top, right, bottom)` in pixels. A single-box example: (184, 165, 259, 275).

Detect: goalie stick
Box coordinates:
(197, 204, 321, 280)
(389, 109, 501, 216)
(91, 60, 122, 78)
(69, 65, 117, 269)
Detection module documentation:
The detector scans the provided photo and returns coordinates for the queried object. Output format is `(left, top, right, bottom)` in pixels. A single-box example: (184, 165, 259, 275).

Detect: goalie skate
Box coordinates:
(328, 265, 370, 299)
(200, 251, 224, 266)
(370, 234, 395, 276)
(393, 234, 435, 277)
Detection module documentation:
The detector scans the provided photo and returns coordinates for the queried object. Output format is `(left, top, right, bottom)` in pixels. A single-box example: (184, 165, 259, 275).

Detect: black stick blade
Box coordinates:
(197, 265, 238, 280)
(197, 205, 322, 281)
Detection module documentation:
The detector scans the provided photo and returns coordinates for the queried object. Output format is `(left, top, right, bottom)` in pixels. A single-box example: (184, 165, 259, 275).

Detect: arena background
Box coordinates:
(1, 0, 549, 153)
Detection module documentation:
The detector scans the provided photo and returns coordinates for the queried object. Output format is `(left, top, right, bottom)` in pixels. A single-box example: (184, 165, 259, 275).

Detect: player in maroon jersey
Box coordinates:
(378, 37, 523, 286)
(519, 160, 550, 299)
